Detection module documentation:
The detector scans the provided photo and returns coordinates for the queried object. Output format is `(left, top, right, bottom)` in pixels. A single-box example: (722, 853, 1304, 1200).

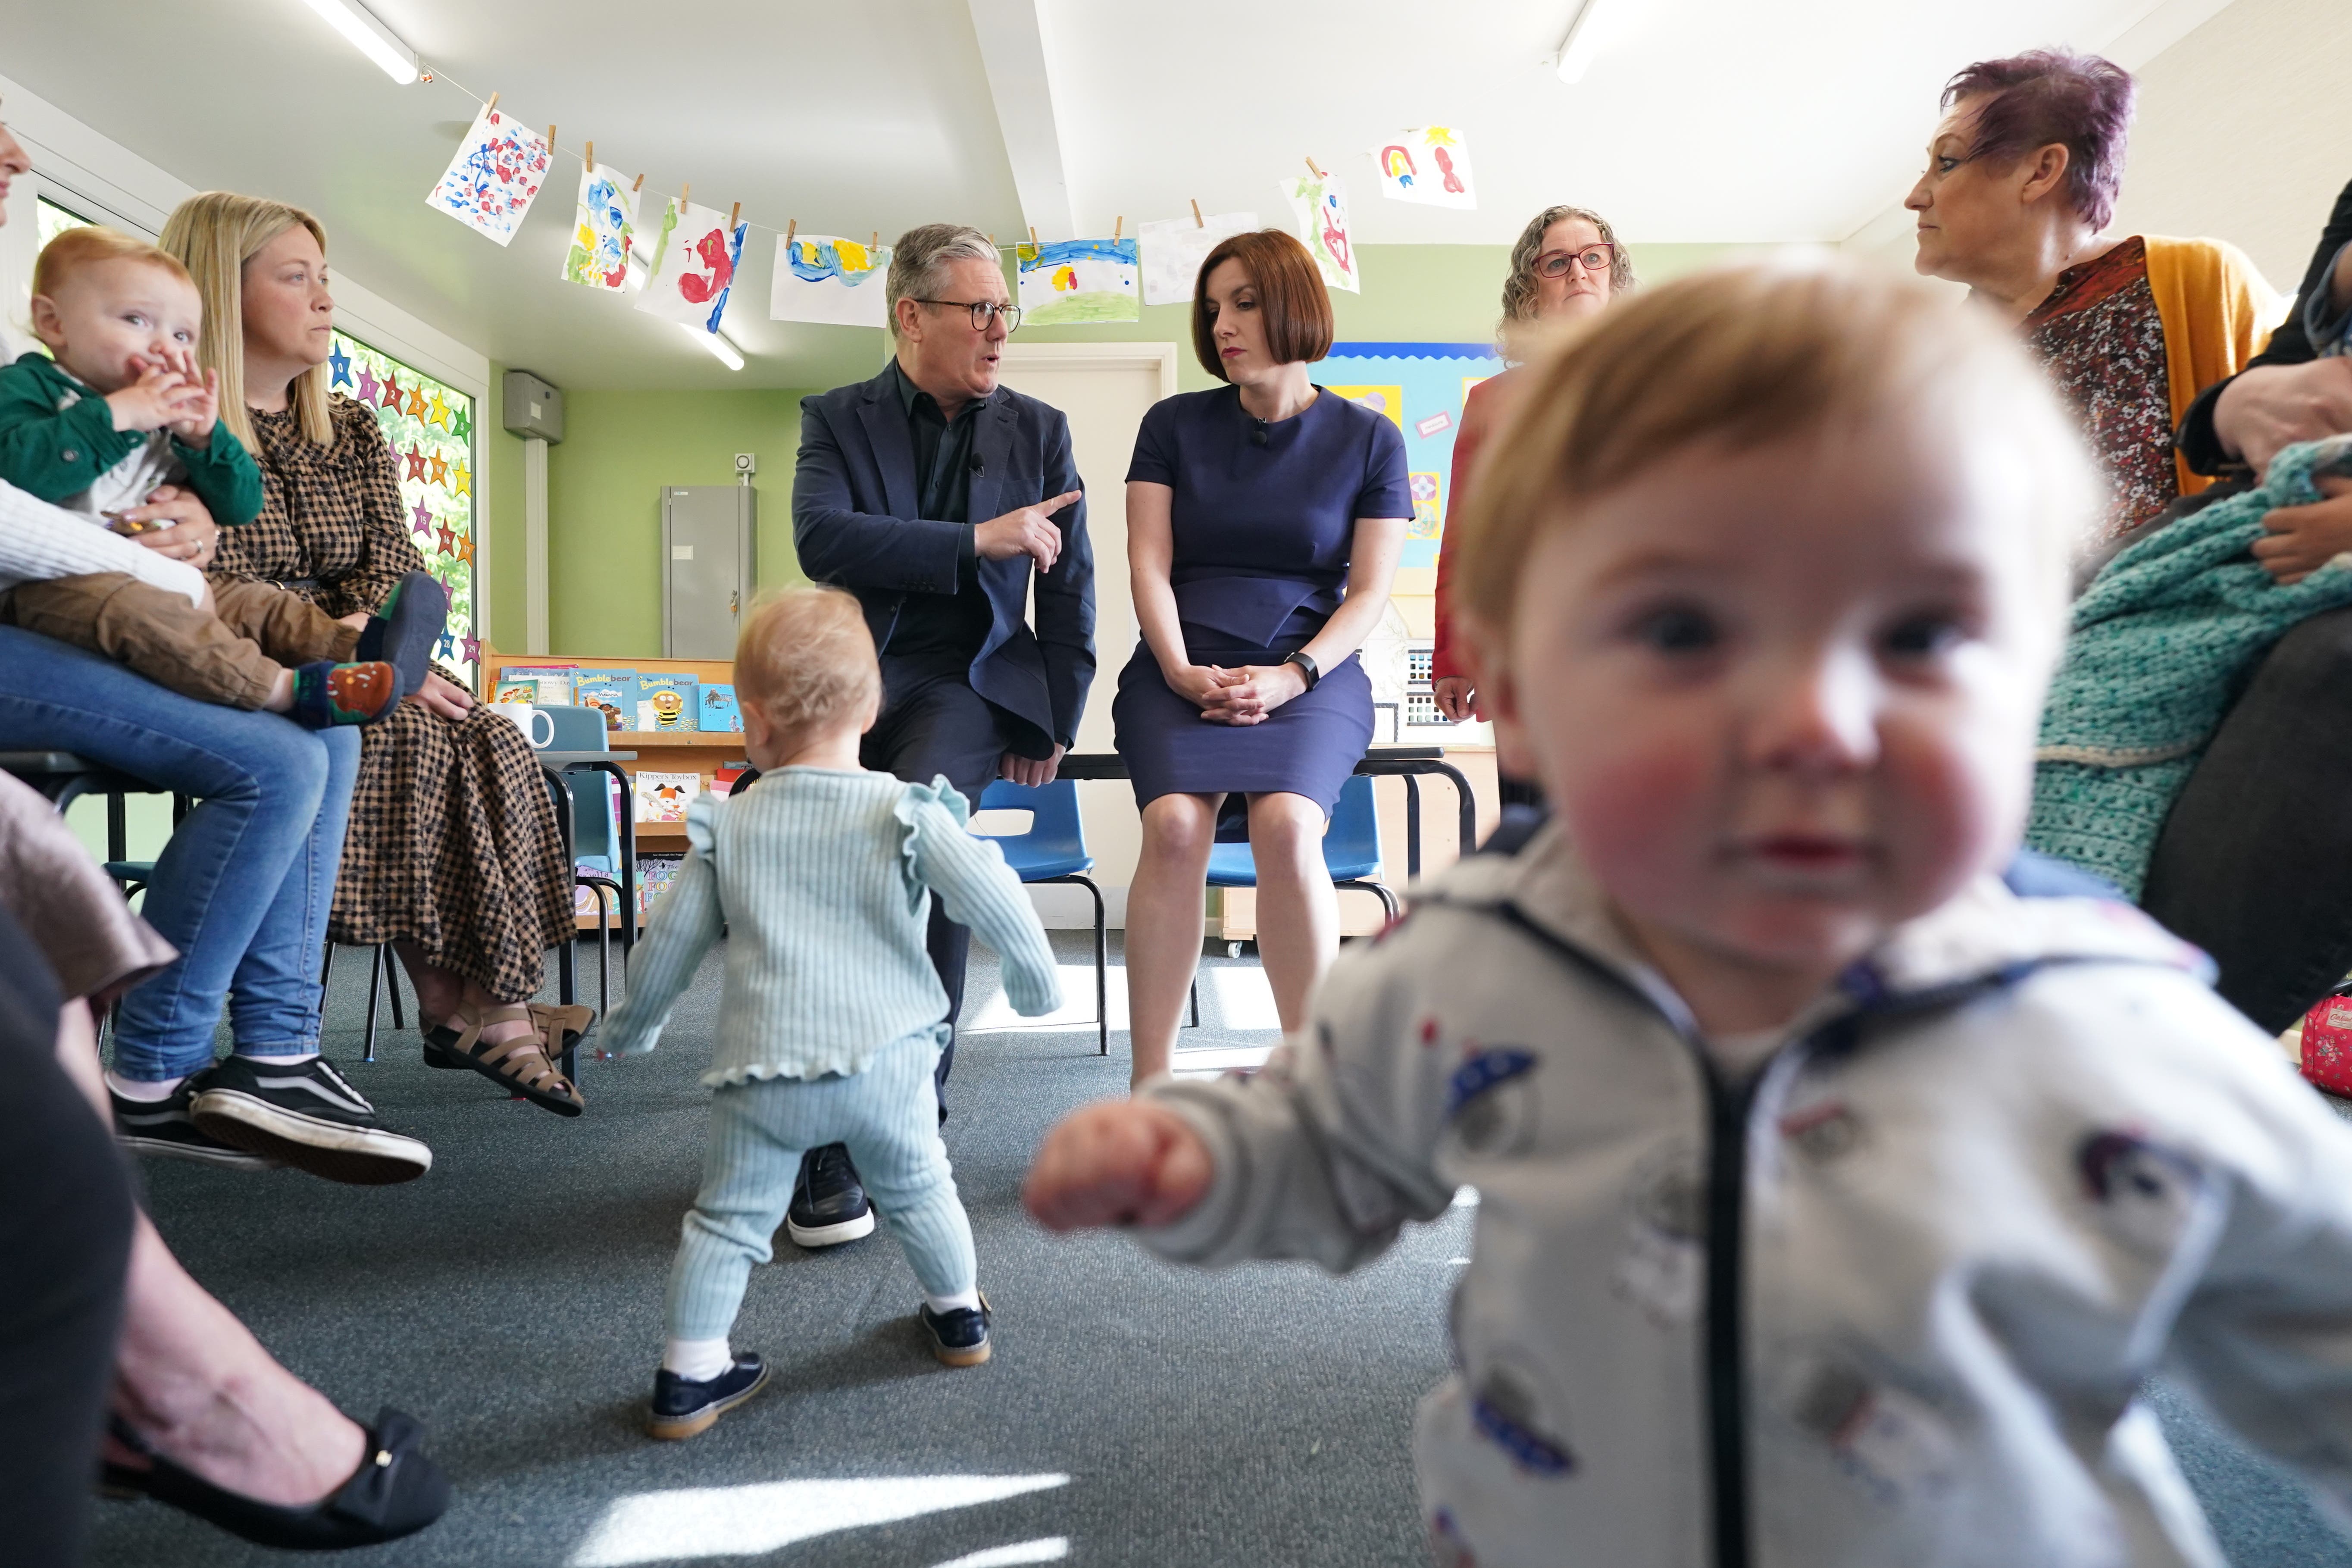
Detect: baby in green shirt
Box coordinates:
(0, 224, 437, 726)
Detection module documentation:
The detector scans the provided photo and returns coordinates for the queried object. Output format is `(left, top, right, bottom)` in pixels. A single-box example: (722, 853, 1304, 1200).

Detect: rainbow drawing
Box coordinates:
(1015, 236, 1140, 325)
(1380, 146, 1417, 188)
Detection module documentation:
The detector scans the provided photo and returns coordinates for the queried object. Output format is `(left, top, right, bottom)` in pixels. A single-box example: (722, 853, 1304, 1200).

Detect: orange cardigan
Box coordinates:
(2143, 235, 2284, 498)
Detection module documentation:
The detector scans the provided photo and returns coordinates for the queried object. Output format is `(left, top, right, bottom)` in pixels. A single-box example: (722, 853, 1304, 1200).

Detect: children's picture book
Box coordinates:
(632, 771, 701, 823)
(492, 679, 538, 705)
(698, 682, 743, 732)
(635, 675, 699, 731)
(635, 854, 686, 913)
(497, 664, 577, 704)
(712, 764, 747, 797)
(571, 668, 640, 733)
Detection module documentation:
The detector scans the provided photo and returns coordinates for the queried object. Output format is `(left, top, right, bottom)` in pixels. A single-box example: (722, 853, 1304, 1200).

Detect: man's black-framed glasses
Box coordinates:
(1533, 243, 1616, 279)
(913, 298, 1023, 333)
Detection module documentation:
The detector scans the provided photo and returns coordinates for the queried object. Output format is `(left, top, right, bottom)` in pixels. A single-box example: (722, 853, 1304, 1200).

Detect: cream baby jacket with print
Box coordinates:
(1140, 821, 2352, 1568)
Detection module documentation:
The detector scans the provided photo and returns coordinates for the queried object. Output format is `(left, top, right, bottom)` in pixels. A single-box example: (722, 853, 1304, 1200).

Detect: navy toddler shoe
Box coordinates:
(918, 1293, 992, 1368)
(354, 570, 448, 697)
(647, 1353, 770, 1440)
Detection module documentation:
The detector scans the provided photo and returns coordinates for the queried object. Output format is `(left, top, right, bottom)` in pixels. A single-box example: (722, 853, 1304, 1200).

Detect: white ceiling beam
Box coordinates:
(966, 0, 1079, 243)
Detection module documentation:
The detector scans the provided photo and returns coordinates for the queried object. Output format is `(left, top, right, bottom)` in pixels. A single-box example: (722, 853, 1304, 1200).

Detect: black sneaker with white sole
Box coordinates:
(110, 1080, 273, 1171)
(189, 1057, 432, 1186)
(785, 1142, 875, 1248)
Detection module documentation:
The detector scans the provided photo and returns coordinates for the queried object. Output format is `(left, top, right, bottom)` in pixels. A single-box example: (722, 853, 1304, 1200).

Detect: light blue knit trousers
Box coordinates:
(665, 1031, 975, 1343)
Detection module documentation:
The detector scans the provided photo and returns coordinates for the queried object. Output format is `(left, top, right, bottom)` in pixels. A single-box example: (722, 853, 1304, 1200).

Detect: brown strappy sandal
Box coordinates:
(422, 1004, 585, 1117)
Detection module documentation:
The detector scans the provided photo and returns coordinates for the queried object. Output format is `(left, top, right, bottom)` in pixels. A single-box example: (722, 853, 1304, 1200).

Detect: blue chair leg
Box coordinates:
(1188, 978, 1200, 1029)
(1069, 875, 1106, 1056)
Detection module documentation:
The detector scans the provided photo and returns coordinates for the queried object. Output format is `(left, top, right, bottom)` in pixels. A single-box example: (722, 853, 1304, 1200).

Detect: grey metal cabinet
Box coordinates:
(660, 485, 757, 659)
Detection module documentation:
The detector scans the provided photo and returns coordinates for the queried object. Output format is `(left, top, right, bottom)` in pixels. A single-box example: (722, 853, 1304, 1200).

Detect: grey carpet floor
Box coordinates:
(84, 935, 2352, 1567)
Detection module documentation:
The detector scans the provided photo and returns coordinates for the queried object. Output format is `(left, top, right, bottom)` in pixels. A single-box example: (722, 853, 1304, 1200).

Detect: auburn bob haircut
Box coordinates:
(1190, 229, 1333, 380)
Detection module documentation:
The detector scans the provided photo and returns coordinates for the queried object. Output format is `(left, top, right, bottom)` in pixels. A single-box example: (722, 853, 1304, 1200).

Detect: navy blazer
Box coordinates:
(793, 366, 1096, 751)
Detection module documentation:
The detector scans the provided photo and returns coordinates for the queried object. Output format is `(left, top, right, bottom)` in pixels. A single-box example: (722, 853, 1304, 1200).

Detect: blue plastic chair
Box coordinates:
(532, 705, 635, 1058)
(1191, 772, 1399, 1027)
(972, 778, 1107, 1055)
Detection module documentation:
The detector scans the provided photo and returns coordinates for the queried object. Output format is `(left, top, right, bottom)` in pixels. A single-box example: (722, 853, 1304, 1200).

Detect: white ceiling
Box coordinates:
(0, 0, 2215, 391)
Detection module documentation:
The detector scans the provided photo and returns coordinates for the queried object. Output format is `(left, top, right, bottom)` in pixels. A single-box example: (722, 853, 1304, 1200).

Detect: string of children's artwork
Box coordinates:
(416, 72, 1492, 342)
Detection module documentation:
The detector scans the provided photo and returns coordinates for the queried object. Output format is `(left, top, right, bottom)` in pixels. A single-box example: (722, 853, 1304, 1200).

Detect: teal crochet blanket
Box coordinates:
(2029, 435, 2352, 898)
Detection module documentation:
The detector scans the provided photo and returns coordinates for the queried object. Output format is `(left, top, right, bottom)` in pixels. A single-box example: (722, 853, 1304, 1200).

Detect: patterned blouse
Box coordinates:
(210, 394, 423, 616)
(2021, 237, 2179, 539)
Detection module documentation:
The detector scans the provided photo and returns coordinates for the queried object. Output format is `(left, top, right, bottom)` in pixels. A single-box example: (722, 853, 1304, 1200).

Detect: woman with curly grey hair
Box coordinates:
(1430, 205, 1632, 739)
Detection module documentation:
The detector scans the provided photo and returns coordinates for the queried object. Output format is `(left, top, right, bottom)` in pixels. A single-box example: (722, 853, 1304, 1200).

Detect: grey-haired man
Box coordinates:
(790, 223, 1095, 1245)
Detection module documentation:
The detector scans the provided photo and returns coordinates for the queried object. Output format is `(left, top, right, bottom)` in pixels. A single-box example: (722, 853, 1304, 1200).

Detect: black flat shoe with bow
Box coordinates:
(101, 1406, 450, 1550)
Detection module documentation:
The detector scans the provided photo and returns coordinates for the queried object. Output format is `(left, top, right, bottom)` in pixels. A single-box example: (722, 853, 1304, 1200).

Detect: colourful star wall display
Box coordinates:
(332, 330, 478, 689)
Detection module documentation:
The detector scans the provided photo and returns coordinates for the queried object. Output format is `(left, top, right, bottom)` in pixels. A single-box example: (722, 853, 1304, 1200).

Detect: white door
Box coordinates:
(995, 343, 1176, 926)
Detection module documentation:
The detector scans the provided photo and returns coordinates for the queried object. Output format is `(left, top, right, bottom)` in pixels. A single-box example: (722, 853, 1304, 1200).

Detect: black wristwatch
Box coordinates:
(1282, 650, 1321, 690)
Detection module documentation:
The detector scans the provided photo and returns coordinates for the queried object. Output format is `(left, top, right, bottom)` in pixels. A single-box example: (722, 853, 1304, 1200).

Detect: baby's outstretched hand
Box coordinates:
(1023, 1099, 1213, 1231)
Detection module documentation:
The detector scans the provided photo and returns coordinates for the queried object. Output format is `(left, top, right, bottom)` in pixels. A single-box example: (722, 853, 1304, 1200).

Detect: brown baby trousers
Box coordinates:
(0, 574, 360, 709)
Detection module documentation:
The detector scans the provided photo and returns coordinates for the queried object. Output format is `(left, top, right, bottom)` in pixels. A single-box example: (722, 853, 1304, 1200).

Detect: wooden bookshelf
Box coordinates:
(480, 647, 751, 923)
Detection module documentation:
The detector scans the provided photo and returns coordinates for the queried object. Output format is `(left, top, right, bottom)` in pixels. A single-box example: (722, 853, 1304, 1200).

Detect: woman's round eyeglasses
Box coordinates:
(1533, 244, 1616, 279)
(913, 298, 1024, 333)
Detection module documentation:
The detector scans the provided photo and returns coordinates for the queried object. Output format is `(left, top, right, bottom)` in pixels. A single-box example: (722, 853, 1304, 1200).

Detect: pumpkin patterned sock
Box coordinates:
(291, 660, 400, 727)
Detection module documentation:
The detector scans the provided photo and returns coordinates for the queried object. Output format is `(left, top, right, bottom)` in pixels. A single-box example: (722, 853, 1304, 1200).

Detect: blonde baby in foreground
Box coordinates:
(1026, 258, 2352, 1566)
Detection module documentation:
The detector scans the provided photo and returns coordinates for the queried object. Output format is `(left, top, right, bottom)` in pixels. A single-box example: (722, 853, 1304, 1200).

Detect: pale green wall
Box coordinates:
(544, 390, 818, 656)
(532, 240, 1758, 657)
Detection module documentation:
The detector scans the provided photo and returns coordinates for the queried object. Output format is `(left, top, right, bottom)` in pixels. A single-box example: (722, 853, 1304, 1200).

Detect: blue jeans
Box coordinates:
(0, 627, 359, 1079)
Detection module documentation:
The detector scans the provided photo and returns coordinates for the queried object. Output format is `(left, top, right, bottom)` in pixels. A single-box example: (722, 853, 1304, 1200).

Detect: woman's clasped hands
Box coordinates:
(1170, 660, 1310, 725)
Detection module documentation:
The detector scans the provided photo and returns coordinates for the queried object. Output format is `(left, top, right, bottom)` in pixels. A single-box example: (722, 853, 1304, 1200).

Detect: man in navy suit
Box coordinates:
(790, 223, 1095, 1245)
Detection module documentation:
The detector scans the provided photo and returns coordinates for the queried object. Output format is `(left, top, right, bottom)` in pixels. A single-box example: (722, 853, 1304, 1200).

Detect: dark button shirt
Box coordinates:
(886, 359, 994, 661)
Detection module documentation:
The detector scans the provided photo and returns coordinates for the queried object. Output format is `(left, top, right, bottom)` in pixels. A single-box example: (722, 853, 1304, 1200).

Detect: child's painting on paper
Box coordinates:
(1375, 127, 1477, 210)
(560, 165, 639, 291)
(768, 235, 891, 328)
(636, 200, 748, 333)
(424, 106, 551, 247)
(1138, 210, 1258, 307)
(1279, 175, 1360, 293)
(1016, 238, 1140, 325)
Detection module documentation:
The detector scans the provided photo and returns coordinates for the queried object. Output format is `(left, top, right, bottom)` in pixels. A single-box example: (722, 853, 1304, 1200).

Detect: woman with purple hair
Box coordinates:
(1907, 49, 2279, 538)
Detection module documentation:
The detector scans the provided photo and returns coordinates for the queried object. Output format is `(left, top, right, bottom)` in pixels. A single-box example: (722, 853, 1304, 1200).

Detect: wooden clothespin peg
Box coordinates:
(483, 91, 500, 116)
(584, 139, 593, 171)
(1028, 225, 1038, 246)
(871, 230, 879, 250)
(1113, 215, 1123, 242)
(545, 125, 556, 151)
(1190, 198, 1204, 228)
(785, 219, 797, 244)
(728, 201, 741, 233)
(679, 181, 690, 207)
(631, 172, 645, 193)
(1304, 156, 1326, 180)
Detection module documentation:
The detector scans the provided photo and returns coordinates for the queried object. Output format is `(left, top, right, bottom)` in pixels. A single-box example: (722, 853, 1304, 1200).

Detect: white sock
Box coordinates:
(236, 1050, 318, 1065)
(925, 1287, 982, 1315)
(105, 1071, 183, 1102)
(663, 1337, 733, 1382)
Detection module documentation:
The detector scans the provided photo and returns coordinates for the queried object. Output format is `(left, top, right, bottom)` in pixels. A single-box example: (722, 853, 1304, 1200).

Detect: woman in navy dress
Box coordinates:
(1114, 229, 1410, 1086)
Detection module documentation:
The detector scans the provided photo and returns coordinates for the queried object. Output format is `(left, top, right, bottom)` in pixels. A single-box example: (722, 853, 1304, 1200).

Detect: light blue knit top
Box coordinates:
(599, 768, 1063, 1086)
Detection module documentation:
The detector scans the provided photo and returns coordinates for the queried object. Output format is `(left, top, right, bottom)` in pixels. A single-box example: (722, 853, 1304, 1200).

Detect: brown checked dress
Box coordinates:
(210, 394, 572, 1002)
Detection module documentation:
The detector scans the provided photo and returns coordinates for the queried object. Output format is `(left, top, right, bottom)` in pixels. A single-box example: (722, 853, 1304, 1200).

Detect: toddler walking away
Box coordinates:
(0, 224, 441, 726)
(1028, 259, 2352, 1568)
(598, 586, 1062, 1441)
